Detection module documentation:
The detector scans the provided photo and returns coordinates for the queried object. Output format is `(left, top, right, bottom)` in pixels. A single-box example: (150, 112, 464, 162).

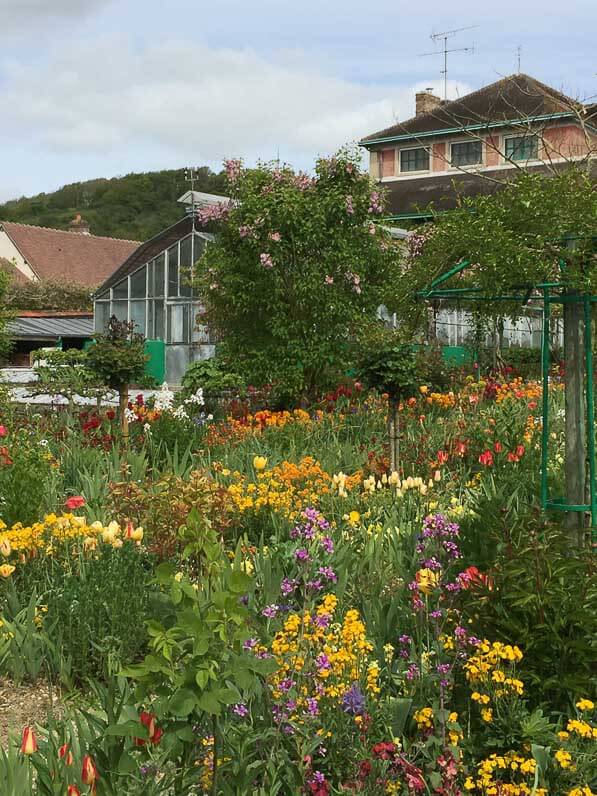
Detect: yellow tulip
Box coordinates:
(0, 563, 15, 578)
(253, 456, 268, 470)
(0, 539, 11, 557)
(131, 527, 144, 542)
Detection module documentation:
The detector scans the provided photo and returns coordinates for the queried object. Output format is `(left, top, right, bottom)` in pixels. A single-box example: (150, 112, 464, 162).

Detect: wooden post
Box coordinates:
(119, 385, 129, 446)
(563, 294, 586, 546)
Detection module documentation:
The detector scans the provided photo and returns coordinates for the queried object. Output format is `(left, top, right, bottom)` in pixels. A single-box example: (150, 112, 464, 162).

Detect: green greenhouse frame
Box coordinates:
(417, 248, 597, 537)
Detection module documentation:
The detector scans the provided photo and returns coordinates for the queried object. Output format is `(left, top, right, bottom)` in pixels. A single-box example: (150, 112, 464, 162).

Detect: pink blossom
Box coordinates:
(368, 191, 383, 215)
(368, 223, 376, 235)
(224, 158, 242, 182)
(345, 195, 354, 215)
(195, 202, 230, 226)
(268, 231, 281, 242)
(294, 172, 313, 191)
(238, 225, 253, 238)
(260, 253, 274, 269)
(325, 275, 334, 285)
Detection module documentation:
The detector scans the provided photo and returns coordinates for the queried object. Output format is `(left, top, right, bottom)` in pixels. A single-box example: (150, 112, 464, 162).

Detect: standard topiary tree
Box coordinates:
(86, 316, 147, 440)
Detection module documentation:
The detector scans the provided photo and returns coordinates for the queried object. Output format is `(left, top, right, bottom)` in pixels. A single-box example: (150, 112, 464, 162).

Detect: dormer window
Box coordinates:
(504, 134, 538, 161)
(400, 147, 430, 173)
(451, 140, 483, 167)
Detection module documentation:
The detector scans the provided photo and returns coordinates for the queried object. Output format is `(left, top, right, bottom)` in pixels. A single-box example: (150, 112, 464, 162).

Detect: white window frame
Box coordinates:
(449, 138, 484, 170)
(398, 144, 432, 175)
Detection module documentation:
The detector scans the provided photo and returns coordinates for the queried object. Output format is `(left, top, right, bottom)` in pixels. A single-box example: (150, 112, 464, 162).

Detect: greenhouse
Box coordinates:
(93, 217, 215, 383)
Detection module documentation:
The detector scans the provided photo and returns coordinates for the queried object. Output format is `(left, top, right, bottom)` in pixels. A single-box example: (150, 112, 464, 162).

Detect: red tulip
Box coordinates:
(59, 742, 73, 765)
(135, 711, 162, 745)
(67, 786, 81, 796)
(493, 441, 503, 453)
(20, 726, 38, 754)
(0, 425, 7, 437)
(437, 450, 449, 464)
(81, 755, 98, 785)
(516, 444, 525, 458)
(460, 565, 494, 591)
(64, 496, 86, 510)
(478, 450, 493, 467)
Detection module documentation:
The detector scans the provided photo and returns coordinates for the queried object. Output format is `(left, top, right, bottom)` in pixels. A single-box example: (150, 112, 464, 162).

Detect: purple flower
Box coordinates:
(295, 548, 310, 563)
(316, 653, 331, 671)
(406, 663, 420, 681)
(342, 683, 366, 715)
(281, 577, 297, 595)
(243, 637, 258, 650)
(233, 703, 249, 717)
(437, 663, 451, 674)
(313, 613, 331, 629)
(279, 678, 295, 693)
(398, 634, 412, 645)
(318, 566, 337, 582)
(306, 579, 323, 591)
(320, 536, 334, 554)
(305, 697, 319, 716)
(430, 609, 442, 619)
(262, 604, 279, 618)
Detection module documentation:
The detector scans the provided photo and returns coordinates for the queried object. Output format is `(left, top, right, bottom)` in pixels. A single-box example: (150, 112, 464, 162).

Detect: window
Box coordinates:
(130, 301, 146, 335)
(168, 244, 179, 297)
(111, 300, 128, 322)
(130, 266, 146, 298)
(154, 254, 165, 297)
(95, 302, 110, 332)
(451, 141, 482, 167)
(400, 147, 430, 173)
(179, 236, 193, 297)
(505, 135, 538, 161)
(167, 304, 190, 343)
(379, 149, 396, 177)
(112, 278, 128, 299)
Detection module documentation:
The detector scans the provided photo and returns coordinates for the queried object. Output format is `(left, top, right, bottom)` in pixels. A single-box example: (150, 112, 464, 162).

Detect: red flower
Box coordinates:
(20, 726, 38, 754)
(64, 496, 86, 510)
(59, 742, 74, 765)
(358, 760, 372, 779)
(81, 754, 99, 785)
(478, 450, 493, 467)
(460, 565, 493, 591)
(106, 409, 116, 421)
(135, 712, 162, 746)
(437, 450, 449, 465)
(493, 441, 503, 453)
(372, 742, 397, 760)
(67, 787, 81, 796)
(515, 444, 525, 458)
(0, 425, 7, 437)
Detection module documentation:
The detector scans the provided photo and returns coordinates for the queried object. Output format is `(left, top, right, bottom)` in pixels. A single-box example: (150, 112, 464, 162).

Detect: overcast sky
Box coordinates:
(0, 0, 595, 202)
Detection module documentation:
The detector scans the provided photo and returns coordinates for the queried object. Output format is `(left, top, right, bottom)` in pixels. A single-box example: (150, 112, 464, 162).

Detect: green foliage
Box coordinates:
(0, 167, 227, 241)
(0, 269, 13, 362)
(181, 357, 245, 398)
(7, 278, 93, 312)
(86, 317, 147, 390)
(196, 148, 402, 403)
(398, 167, 597, 328)
(0, 426, 58, 526)
(357, 324, 418, 399)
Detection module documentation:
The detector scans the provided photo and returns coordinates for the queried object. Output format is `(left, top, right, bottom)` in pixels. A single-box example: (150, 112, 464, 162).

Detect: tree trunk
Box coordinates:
(119, 385, 129, 445)
(563, 295, 586, 546)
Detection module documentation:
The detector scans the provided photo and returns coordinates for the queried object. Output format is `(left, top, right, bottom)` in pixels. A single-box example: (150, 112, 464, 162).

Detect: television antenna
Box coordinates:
(419, 25, 478, 100)
(516, 44, 522, 73)
(184, 167, 201, 231)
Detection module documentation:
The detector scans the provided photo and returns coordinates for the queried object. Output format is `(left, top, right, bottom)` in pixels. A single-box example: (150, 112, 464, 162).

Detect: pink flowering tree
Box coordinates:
(194, 146, 401, 403)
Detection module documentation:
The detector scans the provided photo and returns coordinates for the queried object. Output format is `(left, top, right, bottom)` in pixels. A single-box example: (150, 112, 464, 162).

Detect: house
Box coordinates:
(360, 73, 597, 223)
(0, 217, 140, 287)
(0, 217, 139, 364)
(92, 193, 226, 383)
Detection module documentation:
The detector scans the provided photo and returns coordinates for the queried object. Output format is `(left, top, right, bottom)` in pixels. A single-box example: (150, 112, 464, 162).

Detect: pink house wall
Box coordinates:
(432, 142, 446, 171)
(542, 124, 591, 159)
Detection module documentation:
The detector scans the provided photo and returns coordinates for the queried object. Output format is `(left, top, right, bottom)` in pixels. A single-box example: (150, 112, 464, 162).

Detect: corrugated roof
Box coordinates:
(361, 74, 590, 144)
(1, 222, 140, 287)
(8, 315, 94, 339)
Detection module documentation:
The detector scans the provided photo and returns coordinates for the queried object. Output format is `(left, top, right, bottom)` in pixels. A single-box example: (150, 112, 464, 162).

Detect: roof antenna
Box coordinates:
(419, 25, 478, 100)
(516, 44, 522, 74)
(184, 167, 199, 232)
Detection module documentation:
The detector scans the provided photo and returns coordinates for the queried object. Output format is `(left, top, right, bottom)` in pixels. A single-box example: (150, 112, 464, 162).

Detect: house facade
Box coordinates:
(360, 73, 597, 222)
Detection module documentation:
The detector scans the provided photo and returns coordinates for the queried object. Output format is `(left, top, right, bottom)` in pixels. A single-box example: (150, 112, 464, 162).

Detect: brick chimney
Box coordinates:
(415, 88, 442, 116)
(68, 213, 91, 235)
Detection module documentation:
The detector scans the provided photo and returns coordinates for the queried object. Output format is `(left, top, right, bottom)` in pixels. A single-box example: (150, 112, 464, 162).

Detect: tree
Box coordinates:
(398, 166, 597, 546)
(0, 270, 13, 363)
(86, 317, 147, 439)
(195, 147, 402, 404)
(28, 349, 112, 412)
(7, 278, 93, 312)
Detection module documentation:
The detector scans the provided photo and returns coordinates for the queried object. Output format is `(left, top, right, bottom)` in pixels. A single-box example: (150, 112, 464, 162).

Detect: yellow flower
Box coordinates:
(347, 510, 360, 525)
(174, 572, 184, 582)
(253, 456, 267, 471)
(419, 385, 428, 394)
(415, 567, 440, 595)
(481, 708, 493, 722)
(0, 563, 15, 578)
(555, 749, 573, 769)
(0, 539, 11, 557)
(576, 698, 594, 711)
(131, 527, 144, 542)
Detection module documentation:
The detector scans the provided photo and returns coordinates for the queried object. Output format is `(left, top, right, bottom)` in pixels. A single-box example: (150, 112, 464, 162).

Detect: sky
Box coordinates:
(0, 0, 595, 202)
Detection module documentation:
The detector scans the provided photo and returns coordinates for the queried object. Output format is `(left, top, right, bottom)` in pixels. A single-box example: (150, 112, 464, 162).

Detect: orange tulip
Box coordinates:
(59, 743, 74, 765)
(81, 755, 98, 785)
(67, 786, 81, 796)
(21, 726, 38, 754)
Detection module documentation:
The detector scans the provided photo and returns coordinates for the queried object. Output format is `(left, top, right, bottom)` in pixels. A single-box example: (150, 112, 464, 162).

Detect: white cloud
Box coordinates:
(1, 35, 470, 172)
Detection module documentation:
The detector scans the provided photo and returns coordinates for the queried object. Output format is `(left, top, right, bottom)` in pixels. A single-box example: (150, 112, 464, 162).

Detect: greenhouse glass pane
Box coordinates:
(112, 278, 128, 299)
(168, 244, 179, 297)
(154, 254, 165, 297)
(130, 300, 146, 335)
(130, 266, 146, 298)
(154, 300, 165, 340)
(95, 302, 110, 332)
(112, 300, 128, 322)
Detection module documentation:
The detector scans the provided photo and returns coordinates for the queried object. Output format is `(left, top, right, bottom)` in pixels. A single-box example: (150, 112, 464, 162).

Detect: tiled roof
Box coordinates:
(383, 160, 597, 217)
(361, 74, 587, 144)
(1, 222, 140, 288)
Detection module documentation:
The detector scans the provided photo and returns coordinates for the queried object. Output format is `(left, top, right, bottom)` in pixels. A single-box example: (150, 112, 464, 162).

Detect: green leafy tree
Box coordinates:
(7, 279, 92, 312)
(0, 270, 13, 362)
(29, 348, 110, 411)
(195, 147, 402, 404)
(86, 317, 147, 439)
